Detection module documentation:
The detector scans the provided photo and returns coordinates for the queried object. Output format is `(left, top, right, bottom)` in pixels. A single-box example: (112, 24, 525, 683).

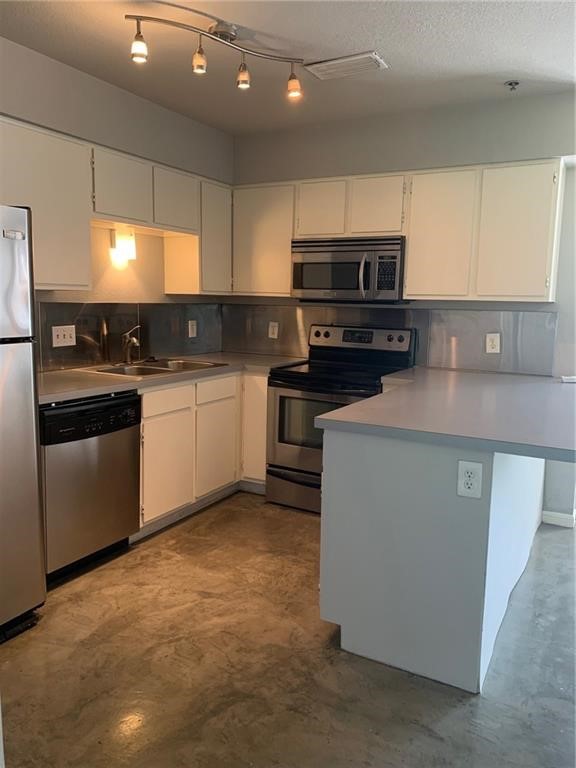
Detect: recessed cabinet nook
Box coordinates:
(0, 116, 566, 302)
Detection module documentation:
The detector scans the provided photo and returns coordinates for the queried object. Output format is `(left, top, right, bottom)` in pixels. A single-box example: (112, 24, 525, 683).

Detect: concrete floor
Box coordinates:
(0, 492, 573, 768)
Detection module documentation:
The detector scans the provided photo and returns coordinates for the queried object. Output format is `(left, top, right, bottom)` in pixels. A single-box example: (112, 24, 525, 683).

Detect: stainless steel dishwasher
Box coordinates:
(39, 391, 141, 574)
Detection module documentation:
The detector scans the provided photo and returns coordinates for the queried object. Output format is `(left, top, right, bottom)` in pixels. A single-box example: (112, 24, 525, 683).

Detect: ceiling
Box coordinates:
(0, 1, 574, 136)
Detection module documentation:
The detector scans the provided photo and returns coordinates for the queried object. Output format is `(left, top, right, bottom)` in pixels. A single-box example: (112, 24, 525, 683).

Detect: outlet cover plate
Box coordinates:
(457, 460, 483, 499)
(268, 321, 279, 340)
(52, 325, 76, 348)
(188, 320, 197, 338)
(485, 333, 501, 354)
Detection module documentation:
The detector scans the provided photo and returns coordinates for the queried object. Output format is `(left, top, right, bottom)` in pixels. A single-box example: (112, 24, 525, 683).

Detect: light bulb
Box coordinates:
(287, 65, 302, 100)
(131, 21, 148, 64)
(192, 36, 207, 74)
(236, 55, 251, 90)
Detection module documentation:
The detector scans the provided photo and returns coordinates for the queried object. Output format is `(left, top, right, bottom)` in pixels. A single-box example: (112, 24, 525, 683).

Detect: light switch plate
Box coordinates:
(52, 325, 76, 348)
(268, 321, 279, 340)
(188, 320, 197, 338)
(485, 333, 501, 354)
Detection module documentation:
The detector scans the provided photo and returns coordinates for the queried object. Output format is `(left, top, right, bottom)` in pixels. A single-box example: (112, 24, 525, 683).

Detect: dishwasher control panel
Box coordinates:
(40, 391, 141, 446)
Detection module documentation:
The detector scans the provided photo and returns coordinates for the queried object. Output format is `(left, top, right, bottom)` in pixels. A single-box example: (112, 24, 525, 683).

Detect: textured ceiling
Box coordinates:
(0, 1, 574, 136)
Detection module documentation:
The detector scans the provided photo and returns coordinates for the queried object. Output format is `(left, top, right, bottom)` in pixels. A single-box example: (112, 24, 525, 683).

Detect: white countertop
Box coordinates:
(316, 367, 576, 462)
(38, 353, 303, 405)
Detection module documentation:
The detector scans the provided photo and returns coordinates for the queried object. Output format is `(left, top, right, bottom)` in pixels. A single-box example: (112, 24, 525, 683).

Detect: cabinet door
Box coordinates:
(296, 180, 346, 236)
(242, 373, 268, 482)
(349, 176, 405, 234)
(201, 181, 232, 292)
(154, 166, 200, 232)
(93, 148, 153, 223)
(141, 391, 195, 524)
(196, 396, 238, 496)
(404, 170, 478, 298)
(0, 120, 92, 289)
(476, 163, 560, 299)
(233, 185, 294, 295)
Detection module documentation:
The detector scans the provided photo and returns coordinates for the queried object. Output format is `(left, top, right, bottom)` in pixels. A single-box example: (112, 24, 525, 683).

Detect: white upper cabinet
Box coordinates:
(295, 176, 406, 238)
(233, 185, 294, 295)
(0, 120, 92, 289)
(476, 162, 562, 300)
(153, 166, 200, 232)
(348, 176, 405, 234)
(93, 148, 153, 223)
(404, 170, 478, 298)
(200, 181, 232, 292)
(296, 180, 347, 236)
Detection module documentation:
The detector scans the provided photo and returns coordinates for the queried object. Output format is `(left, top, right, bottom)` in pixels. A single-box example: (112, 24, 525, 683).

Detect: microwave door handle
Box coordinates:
(359, 253, 367, 299)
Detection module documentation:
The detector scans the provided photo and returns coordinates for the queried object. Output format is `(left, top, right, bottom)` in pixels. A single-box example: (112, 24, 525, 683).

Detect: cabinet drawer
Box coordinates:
(142, 385, 195, 418)
(196, 375, 237, 404)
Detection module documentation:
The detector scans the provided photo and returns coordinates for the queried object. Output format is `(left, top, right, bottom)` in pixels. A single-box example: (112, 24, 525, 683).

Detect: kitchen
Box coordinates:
(0, 1, 575, 766)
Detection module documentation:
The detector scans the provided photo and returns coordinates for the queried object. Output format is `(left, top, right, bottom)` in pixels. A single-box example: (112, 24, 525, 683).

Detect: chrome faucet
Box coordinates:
(122, 325, 141, 365)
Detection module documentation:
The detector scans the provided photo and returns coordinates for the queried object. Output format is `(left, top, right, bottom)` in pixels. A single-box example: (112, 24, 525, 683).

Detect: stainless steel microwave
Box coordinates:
(291, 236, 405, 302)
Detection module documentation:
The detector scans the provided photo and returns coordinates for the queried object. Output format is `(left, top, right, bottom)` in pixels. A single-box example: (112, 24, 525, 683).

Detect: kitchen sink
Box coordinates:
(95, 360, 227, 377)
(147, 359, 227, 371)
(95, 365, 174, 376)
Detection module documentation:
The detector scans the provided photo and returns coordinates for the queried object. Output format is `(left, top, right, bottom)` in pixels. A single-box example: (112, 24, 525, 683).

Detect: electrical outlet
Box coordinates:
(188, 320, 197, 338)
(268, 321, 279, 340)
(485, 333, 501, 354)
(51, 325, 76, 348)
(457, 461, 483, 499)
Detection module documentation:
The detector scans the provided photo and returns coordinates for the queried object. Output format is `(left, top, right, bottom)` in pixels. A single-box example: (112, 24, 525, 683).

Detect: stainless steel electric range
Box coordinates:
(266, 325, 416, 513)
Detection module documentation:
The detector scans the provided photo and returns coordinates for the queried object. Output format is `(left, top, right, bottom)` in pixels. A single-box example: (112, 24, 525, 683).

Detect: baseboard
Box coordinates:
(131, 483, 240, 542)
(542, 509, 576, 528)
(130, 481, 267, 542)
(238, 479, 266, 495)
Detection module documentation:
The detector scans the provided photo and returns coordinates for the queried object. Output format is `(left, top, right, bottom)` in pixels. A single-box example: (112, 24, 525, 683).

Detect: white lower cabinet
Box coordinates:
(140, 386, 195, 525)
(195, 375, 240, 498)
(241, 373, 268, 483)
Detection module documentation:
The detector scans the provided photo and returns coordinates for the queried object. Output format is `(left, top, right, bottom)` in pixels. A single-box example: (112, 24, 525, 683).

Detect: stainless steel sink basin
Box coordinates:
(148, 359, 227, 371)
(96, 365, 173, 377)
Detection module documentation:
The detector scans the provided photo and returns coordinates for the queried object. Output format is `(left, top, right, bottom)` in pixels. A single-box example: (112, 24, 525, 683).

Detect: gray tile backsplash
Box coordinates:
(428, 310, 558, 375)
(38, 302, 221, 370)
(221, 305, 431, 365)
(38, 300, 558, 377)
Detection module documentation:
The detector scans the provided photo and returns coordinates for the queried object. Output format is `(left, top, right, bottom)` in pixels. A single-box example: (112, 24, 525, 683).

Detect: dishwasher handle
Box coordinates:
(40, 391, 141, 446)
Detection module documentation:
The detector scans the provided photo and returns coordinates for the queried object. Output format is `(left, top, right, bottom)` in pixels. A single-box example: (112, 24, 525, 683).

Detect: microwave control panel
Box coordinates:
(376, 255, 398, 292)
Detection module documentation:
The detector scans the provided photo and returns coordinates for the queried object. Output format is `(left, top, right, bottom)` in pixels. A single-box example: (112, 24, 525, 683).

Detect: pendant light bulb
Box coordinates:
(131, 20, 148, 64)
(287, 63, 302, 100)
(236, 53, 251, 90)
(192, 35, 207, 74)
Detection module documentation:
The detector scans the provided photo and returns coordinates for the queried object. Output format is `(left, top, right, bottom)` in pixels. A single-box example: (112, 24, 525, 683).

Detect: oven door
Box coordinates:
(267, 386, 363, 475)
(291, 252, 371, 300)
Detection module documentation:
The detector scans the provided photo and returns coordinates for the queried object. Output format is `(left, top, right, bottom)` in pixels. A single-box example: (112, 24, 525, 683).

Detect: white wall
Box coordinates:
(0, 37, 233, 184)
(234, 91, 575, 184)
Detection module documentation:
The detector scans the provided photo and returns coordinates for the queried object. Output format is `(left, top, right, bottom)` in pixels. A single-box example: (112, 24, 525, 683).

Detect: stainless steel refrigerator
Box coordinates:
(0, 205, 46, 630)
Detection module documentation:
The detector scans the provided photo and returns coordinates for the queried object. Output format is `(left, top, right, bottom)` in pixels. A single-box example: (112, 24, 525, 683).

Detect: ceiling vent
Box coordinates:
(305, 51, 389, 80)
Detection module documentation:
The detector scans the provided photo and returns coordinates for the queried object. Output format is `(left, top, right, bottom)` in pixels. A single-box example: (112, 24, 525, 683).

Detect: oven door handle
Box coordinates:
(358, 253, 367, 299)
(267, 468, 321, 490)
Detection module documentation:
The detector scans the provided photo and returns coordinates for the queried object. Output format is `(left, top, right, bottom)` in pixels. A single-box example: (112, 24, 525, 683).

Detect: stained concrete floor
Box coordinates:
(0, 492, 574, 768)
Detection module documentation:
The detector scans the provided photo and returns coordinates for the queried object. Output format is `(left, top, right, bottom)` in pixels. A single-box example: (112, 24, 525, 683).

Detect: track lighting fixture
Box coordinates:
(236, 53, 251, 90)
(126, 13, 304, 101)
(287, 63, 302, 100)
(192, 35, 207, 74)
(130, 19, 148, 64)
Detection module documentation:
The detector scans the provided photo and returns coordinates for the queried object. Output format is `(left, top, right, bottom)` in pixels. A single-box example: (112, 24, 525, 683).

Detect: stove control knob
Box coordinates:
(398, 334, 405, 343)
(314, 330, 321, 338)
(323, 331, 331, 339)
(387, 334, 394, 342)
